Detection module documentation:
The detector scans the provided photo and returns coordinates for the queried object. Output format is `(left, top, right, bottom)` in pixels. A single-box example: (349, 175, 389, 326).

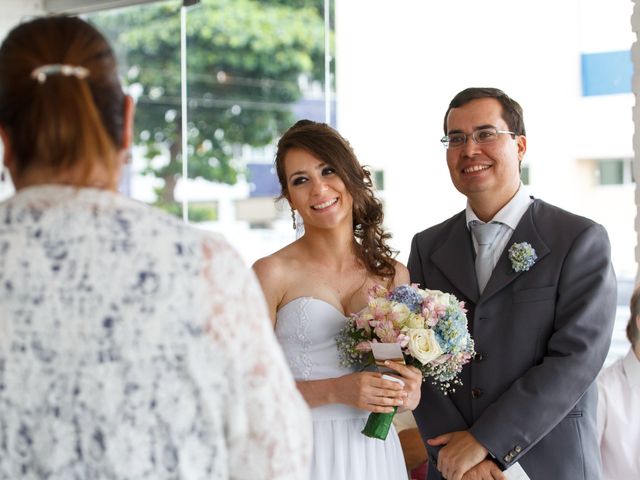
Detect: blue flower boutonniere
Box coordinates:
(508, 242, 538, 272)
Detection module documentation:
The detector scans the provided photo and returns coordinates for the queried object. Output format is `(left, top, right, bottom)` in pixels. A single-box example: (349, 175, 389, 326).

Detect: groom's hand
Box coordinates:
(428, 430, 488, 480)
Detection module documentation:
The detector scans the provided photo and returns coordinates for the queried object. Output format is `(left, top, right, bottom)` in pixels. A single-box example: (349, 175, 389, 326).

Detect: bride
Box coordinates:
(253, 120, 422, 480)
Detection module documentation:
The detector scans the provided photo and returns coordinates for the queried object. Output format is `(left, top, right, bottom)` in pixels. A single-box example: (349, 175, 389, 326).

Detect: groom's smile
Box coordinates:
(462, 164, 492, 174)
(445, 97, 526, 214)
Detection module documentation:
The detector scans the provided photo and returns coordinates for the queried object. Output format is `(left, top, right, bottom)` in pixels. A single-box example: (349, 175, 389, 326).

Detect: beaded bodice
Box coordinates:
(275, 297, 367, 420)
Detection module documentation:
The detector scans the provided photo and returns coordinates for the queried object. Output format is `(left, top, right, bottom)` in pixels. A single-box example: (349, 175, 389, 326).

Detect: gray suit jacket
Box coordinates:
(408, 199, 616, 480)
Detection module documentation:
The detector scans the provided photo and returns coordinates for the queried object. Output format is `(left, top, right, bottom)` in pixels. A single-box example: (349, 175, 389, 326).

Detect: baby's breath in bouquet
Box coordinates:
(336, 284, 475, 439)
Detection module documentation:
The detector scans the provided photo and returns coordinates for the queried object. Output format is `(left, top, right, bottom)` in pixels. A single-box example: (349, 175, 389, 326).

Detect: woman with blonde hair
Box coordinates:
(0, 16, 310, 479)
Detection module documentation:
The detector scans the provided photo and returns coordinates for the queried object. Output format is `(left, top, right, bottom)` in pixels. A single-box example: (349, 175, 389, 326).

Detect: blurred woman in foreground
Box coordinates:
(0, 16, 310, 479)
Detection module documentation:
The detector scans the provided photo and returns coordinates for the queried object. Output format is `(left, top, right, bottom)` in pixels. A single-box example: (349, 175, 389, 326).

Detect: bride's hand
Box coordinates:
(381, 360, 423, 411)
(334, 372, 407, 413)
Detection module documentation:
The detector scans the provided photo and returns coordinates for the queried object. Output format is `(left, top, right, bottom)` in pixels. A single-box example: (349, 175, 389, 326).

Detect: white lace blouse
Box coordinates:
(0, 185, 311, 480)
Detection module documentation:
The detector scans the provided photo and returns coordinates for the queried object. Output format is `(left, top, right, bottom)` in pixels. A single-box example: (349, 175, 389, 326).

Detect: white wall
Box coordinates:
(0, 1, 44, 40)
(0, 1, 45, 201)
(336, 0, 636, 278)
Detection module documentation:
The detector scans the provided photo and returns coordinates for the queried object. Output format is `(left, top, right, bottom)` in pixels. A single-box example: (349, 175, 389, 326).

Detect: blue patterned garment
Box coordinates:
(0, 185, 311, 480)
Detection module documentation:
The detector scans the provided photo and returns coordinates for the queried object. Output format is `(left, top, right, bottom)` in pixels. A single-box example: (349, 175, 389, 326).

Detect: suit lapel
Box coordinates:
(431, 213, 479, 303)
(480, 200, 550, 303)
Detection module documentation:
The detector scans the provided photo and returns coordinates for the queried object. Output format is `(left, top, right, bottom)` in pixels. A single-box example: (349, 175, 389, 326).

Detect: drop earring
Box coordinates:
(291, 208, 297, 230)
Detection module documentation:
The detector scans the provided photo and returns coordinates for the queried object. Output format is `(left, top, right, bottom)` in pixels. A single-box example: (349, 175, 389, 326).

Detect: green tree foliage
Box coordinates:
(91, 0, 327, 205)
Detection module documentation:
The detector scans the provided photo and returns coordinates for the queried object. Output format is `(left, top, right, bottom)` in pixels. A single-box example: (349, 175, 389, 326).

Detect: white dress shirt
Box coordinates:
(466, 184, 534, 270)
(597, 347, 640, 480)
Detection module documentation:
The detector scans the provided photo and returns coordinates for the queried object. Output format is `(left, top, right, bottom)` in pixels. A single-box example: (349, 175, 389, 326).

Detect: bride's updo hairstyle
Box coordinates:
(0, 16, 125, 188)
(275, 119, 396, 280)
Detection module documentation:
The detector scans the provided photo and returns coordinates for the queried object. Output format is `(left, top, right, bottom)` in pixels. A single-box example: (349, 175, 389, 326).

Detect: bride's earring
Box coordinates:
(291, 208, 297, 230)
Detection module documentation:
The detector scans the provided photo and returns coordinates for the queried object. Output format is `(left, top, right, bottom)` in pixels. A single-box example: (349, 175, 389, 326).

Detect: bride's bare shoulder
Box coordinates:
(392, 260, 410, 287)
(252, 242, 303, 286)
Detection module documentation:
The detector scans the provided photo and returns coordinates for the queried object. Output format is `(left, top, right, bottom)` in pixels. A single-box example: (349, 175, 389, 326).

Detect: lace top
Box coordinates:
(0, 185, 311, 480)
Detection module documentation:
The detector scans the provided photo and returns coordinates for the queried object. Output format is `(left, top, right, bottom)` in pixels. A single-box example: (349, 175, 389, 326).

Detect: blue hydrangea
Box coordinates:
(389, 284, 423, 313)
(434, 303, 470, 354)
(508, 242, 537, 272)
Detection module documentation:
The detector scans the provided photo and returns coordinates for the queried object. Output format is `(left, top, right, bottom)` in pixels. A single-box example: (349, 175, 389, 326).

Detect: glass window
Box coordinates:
(596, 158, 632, 185)
(373, 169, 385, 191)
(88, 0, 334, 264)
(520, 164, 530, 185)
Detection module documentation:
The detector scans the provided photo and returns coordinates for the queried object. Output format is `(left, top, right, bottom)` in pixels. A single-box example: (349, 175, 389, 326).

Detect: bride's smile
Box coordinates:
(284, 147, 353, 229)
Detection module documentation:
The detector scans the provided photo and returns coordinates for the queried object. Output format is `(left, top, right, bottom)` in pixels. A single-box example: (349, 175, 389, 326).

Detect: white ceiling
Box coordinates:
(44, 0, 162, 14)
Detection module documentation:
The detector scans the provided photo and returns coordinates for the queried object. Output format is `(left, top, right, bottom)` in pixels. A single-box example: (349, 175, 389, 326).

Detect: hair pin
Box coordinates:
(30, 64, 90, 84)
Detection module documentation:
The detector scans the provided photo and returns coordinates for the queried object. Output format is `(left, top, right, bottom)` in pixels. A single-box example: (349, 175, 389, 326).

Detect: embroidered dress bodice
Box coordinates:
(276, 297, 367, 421)
(275, 296, 408, 479)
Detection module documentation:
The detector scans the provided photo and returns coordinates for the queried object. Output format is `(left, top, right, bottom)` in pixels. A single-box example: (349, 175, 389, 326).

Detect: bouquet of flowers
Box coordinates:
(336, 283, 475, 439)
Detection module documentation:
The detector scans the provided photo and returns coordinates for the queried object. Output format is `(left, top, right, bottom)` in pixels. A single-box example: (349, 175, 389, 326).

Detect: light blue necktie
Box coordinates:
(471, 222, 502, 293)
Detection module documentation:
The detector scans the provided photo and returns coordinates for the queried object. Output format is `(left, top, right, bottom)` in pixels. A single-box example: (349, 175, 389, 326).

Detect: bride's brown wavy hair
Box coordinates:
(275, 119, 396, 280)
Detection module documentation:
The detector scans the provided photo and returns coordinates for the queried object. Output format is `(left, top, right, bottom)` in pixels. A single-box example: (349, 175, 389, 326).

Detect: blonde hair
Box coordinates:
(0, 16, 125, 188)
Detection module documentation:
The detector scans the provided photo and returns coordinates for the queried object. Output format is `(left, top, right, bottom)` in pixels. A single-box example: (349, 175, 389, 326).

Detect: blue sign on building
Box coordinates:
(248, 163, 280, 198)
(581, 50, 632, 96)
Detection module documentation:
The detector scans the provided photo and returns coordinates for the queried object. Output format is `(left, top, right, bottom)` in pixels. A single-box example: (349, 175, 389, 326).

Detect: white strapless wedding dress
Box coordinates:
(275, 297, 408, 480)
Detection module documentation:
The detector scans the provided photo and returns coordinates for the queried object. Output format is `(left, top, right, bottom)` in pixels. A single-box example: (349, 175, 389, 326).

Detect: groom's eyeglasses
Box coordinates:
(440, 127, 516, 149)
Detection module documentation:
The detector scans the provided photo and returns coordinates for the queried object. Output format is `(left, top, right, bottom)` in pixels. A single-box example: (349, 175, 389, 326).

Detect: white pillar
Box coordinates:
(0, 1, 44, 41)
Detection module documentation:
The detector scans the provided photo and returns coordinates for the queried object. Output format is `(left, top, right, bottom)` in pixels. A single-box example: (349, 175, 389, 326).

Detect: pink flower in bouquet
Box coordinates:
(354, 311, 373, 334)
(421, 303, 440, 327)
(373, 319, 398, 343)
(396, 332, 410, 348)
(369, 297, 392, 321)
(369, 284, 389, 299)
(355, 341, 372, 352)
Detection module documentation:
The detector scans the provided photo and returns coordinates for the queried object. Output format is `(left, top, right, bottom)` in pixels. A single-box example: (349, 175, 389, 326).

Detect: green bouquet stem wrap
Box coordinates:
(361, 406, 398, 440)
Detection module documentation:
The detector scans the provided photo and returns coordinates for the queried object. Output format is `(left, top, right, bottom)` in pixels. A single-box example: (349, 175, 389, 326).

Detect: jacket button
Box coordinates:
(474, 352, 485, 361)
(515, 445, 522, 453)
(504, 454, 512, 463)
(471, 388, 482, 399)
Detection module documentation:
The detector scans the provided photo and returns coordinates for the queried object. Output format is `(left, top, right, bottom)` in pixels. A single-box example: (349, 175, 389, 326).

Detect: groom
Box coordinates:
(408, 87, 616, 480)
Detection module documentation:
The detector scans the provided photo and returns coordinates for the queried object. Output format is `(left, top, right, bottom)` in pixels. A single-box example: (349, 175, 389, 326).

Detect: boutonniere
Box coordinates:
(508, 242, 538, 272)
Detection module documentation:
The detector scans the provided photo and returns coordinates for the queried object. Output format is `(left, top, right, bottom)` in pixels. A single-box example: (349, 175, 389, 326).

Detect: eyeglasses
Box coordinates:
(440, 127, 516, 149)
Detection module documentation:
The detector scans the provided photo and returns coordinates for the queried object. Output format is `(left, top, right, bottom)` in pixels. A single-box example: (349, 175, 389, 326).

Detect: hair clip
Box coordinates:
(30, 64, 90, 84)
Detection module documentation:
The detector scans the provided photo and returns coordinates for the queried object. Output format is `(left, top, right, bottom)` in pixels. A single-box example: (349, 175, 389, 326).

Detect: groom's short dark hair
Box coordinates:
(444, 87, 526, 137)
